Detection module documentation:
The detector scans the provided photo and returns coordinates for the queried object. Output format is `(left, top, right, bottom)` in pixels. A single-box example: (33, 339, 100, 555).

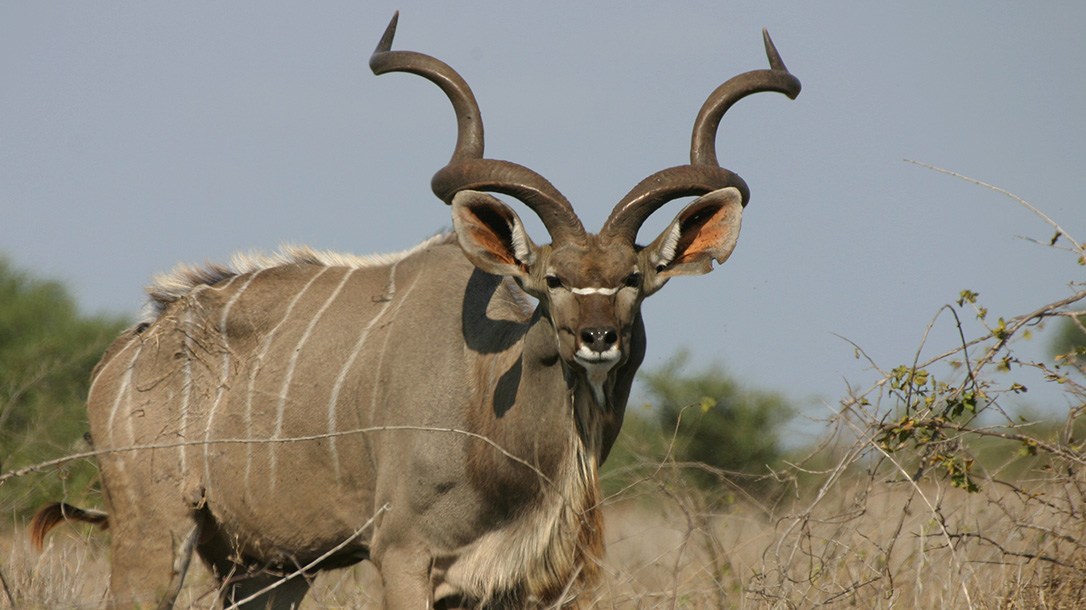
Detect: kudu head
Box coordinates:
(371, 13, 800, 396)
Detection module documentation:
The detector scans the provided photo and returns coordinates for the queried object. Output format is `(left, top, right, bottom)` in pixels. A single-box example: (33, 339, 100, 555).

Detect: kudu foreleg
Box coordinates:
(154, 515, 202, 610)
(376, 545, 434, 610)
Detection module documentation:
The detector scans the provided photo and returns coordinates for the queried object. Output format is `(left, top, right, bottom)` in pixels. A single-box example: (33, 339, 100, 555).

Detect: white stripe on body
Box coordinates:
(202, 273, 252, 491)
(365, 263, 428, 452)
(99, 335, 141, 446)
(178, 284, 209, 474)
(270, 267, 356, 491)
(326, 260, 402, 485)
(180, 309, 193, 473)
(104, 339, 145, 509)
(244, 267, 330, 492)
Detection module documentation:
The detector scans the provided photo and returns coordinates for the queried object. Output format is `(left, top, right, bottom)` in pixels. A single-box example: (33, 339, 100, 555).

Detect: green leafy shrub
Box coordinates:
(0, 257, 128, 518)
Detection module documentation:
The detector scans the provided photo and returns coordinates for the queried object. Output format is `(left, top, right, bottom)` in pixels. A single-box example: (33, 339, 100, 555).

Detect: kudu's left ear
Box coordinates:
(642, 186, 743, 294)
(451, 190, 537, 278)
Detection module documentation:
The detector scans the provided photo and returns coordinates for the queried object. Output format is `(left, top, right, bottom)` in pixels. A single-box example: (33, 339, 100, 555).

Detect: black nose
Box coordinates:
(580, 327, 618, 352)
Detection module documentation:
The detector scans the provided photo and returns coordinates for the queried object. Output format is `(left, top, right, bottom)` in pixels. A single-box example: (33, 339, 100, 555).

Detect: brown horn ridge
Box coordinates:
(600, 29, 801, 244)
(370, 12, 587, 244)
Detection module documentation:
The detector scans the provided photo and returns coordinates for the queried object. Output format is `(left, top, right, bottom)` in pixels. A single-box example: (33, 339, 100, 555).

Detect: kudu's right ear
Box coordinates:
(451, 190, 538, 278)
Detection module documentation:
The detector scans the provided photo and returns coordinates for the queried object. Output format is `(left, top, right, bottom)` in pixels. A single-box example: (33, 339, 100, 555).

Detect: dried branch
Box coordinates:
(905, 159, 1085, 257)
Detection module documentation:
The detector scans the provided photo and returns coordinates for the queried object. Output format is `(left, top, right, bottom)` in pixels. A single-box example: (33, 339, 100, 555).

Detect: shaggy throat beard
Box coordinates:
(573, 345, 621, 408)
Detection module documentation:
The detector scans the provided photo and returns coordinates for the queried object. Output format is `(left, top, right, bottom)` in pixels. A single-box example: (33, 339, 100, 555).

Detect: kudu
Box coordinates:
(31, 13, 799, 610)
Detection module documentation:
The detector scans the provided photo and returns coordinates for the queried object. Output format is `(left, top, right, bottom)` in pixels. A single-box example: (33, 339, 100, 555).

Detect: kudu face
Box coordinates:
(451, 187, 744, 391)
(370, 11, 800, 388)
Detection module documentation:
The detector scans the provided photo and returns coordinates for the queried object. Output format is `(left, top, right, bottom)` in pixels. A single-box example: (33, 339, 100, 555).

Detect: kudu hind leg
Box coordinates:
(106, 509, 203, 609)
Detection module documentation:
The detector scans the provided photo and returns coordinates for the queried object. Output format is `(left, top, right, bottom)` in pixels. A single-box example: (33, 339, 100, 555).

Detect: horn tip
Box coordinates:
(761, 28, 788, 73)
(374, 12, 399, 56)
(762, 28, 801, 99)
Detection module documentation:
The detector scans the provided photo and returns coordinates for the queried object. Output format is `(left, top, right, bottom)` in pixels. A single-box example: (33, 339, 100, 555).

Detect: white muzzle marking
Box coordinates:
(575, 345, 621, 364)
(570, 286, 620, 296)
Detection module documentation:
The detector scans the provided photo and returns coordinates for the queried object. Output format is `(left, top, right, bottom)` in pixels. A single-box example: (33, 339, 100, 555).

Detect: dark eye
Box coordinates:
(624, 272, 642, 287)
(545, 275, 563, 289)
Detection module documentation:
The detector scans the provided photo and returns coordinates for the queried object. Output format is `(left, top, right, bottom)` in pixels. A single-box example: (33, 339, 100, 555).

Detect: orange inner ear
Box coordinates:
(673, 203, 729, 264)
(465, 204, 517, 266)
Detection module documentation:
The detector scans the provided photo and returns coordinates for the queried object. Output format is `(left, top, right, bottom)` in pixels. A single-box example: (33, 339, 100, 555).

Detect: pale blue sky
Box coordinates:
(3, 3, 1084, 431)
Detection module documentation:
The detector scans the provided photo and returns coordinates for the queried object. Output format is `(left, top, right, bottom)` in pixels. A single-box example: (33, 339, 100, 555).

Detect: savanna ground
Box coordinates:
(2, 173, 1085, 609)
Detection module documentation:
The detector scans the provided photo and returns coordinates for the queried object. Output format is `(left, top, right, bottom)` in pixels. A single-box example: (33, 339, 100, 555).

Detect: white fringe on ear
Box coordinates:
(649, 223, 682, 270)
(510, 223, 535, 266)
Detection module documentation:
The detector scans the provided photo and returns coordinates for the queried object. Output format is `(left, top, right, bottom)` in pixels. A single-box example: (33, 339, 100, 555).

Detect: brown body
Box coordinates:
(87, 237, 630, 608)
(31, 13, 799, 610)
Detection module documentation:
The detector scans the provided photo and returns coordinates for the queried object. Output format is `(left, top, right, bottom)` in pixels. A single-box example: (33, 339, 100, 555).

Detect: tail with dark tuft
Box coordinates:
(29, 502, 109, 551)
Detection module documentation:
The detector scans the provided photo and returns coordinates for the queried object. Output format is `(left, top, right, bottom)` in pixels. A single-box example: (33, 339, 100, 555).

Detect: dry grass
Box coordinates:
(6, 467, 1086, 610)
(0, 528, 109, 609)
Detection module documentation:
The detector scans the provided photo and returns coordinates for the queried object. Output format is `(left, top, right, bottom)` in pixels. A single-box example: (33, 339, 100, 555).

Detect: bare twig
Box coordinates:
(905, 159, 1085, 256)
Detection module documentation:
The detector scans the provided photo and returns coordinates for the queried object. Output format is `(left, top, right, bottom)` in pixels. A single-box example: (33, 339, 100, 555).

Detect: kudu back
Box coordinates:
(31, 13, 799, 610)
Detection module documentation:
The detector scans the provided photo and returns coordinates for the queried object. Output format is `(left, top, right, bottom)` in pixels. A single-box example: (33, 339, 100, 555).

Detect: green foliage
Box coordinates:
(0, 257, 128, 517)
(876, 361, 988, 492)
(874, 290, 1086, 494)
(603, 351, 791, 497)
(1049, 312, 1086, 369)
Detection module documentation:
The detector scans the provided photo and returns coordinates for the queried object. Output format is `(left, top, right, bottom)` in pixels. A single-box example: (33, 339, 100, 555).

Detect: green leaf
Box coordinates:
(957, 289, 978, 306)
